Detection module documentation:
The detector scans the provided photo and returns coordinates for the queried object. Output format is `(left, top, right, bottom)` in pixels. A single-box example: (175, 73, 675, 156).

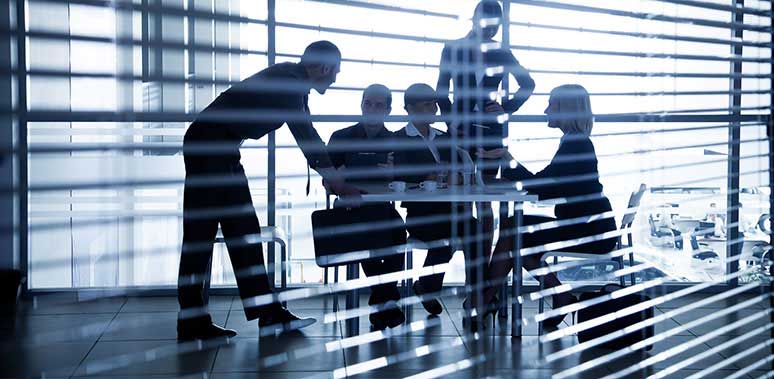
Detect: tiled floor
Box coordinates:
(0, 292, 771, 378)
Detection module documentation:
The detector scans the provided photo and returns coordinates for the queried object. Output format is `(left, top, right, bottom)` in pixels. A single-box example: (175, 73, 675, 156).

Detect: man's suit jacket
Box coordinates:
(392, 125, 454, 215)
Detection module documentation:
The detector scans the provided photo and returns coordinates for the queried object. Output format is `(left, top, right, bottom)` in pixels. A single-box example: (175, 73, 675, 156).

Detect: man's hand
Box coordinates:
(377, 152, 394, 169)
(476, 147, 513, 160)
(484, 101, 505, 114)
(327, 179, 365, 207)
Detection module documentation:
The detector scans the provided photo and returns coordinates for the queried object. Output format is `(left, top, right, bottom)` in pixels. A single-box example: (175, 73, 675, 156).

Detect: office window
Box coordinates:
(23, 0, 772, 289)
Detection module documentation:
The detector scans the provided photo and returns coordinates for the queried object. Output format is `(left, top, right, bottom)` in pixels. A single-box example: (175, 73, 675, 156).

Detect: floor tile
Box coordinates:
(654, 309, 693, 336)
(748, 370, 772, 379)
(604, 368, 741, 379)
(19, 295, 126, 315)
(1, 295, 767, 378)
(0, 340, 94, 378)
(343, 307, 461, 337)
(349, 367, 484, 379)
(603, 335, 725, 372)
(74, 339, 220, 376)
(212, 335, 345, 373)
(0, 313, 114, 343)
(71, 375, 206, 379)
(671, 308, 772, 336)
(237, 295, 337, 311)
(704, 332, 774, 370)
(343, 335, 472, 375)
(211, 372, 335, 379)
(102, 311, 228, 341)
(465, 335, 610, 374)
(121, 296, 232, 313)
(440, 293, 541, 309)
(447, 307, 570, 336)
(657, 292, 767, 310)
(227, 310, 341, 338)
(491, 368, 611, 379)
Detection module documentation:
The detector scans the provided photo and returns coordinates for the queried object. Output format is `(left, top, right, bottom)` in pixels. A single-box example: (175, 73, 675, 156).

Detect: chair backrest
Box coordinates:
(621, 183, 647, 228)
(618, 184, 646, 248)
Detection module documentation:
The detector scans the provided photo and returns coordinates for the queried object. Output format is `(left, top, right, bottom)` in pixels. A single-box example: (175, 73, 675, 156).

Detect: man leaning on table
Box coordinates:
(392, 83, 485, 317)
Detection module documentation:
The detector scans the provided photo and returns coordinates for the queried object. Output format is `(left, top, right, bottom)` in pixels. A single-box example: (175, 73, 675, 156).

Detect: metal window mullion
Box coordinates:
(267, 0, 276, 286)
(770, 1, 774, 250)
(726, 0, 745, 287)
(16, 0, 29, 294)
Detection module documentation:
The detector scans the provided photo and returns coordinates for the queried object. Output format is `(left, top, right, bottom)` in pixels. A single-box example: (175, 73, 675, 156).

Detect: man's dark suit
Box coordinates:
(327, 123, 405, 306)
(392, 125, 485, 294)
(180, 62, 334, 326)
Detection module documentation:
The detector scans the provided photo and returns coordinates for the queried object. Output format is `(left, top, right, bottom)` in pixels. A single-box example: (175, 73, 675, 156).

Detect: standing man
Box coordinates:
(327, 84, 407, 330)
(178, 41, 361, 340)
(436, 0, 535, 261)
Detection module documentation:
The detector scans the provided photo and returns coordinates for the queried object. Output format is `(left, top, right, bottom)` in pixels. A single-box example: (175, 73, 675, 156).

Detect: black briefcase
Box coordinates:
(577, 284, 655, 351)
(311, 203, 406, 267)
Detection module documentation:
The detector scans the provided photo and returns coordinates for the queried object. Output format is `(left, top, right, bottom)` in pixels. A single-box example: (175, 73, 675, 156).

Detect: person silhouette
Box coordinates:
(177, 41, 362, 340)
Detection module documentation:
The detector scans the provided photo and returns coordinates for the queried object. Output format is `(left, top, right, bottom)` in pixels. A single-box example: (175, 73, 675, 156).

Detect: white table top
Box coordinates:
(358, 185, 538, 203)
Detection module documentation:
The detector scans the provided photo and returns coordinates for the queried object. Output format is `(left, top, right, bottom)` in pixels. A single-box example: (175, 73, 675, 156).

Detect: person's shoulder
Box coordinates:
(561, 134, 595, 152)
(330, 124, 360, 140)
(442, 37, 468, 52)
(490, 47, 518, 62)
(432, 127, 448, 137)
(392, 127, 409, 138)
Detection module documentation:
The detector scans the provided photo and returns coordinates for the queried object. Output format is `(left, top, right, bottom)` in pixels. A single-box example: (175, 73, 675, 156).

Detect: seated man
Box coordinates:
(327, 84, 406, 330)
(392, 83, 485, 316)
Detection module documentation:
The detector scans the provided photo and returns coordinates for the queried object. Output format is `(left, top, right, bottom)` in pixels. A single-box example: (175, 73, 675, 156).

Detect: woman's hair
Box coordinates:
(550, 84, 594, 135)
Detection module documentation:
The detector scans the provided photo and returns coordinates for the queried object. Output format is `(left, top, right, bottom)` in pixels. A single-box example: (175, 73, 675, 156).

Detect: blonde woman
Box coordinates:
(470, 85, 618, 329)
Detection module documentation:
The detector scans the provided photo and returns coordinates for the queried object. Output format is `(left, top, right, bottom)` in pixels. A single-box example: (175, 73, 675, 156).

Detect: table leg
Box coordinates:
(498, 202, 509, 319)
(511, 203, 523, 338)
(346, 263, 360, 337)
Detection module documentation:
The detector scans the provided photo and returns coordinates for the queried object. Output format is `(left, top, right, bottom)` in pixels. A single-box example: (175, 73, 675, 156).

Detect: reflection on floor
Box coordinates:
(1, 292, 771, 378)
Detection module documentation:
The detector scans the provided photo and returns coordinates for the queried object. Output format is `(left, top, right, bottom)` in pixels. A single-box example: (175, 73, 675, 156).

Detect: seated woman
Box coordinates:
(474, 84, 618, 329)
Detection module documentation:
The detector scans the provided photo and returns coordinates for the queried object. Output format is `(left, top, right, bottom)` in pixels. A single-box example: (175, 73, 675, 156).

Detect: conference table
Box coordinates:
(338, 183, 538, 338)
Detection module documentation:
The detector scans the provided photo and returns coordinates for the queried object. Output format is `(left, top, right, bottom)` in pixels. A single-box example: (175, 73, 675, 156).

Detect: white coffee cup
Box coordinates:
(419, 180, 438, 192)
(388, 181, 407, 192)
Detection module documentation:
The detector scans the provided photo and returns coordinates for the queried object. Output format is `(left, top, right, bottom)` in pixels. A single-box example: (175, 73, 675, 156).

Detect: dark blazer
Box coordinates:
(184, 62, 332, 170)
(327, 123, 394, 184)
(437, 37, 534, 142)
(503, 134, 617, 239)
(392, 125, 455, 214)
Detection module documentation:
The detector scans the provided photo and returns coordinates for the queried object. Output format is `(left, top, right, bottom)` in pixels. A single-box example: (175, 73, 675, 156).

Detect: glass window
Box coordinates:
(23, 0, 772, 289)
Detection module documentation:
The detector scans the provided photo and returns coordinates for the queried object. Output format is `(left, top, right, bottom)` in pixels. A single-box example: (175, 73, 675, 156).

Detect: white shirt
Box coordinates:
(405, 122, 442, 163)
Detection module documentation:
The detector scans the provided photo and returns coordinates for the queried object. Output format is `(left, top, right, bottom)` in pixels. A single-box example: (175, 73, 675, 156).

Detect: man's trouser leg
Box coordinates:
(361, 253, 404, 305)
(178, 177, 220, 327)
(407, 218, 455, 294)
(219, 169, 276, 321)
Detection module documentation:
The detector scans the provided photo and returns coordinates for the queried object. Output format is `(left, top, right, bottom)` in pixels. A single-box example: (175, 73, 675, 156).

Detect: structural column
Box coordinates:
(0, 0, 18, 271)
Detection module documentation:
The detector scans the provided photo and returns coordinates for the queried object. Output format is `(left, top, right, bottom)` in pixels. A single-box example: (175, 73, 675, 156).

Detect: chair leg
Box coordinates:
(280, 242, 287, 307)
(498, 281, 508, 319)
(629, 252, 636, 285)
(538, 267, 545, 336)
(404, 248, 413, 318)
(324, 268, 331, 312)
(616, 257, 626, 287)
(333, 266, 339, 313)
